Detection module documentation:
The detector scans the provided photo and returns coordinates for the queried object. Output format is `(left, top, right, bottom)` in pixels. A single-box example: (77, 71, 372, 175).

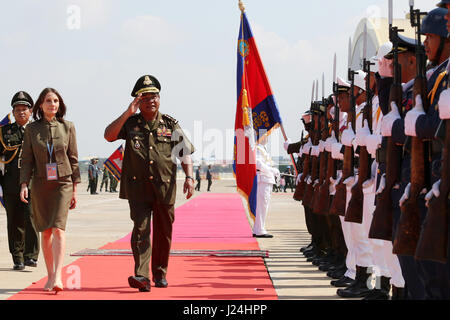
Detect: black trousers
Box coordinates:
(128, 201, 175, 280)
(4, 192, 39, 264)
(207, 179, 212, 191)
(89, 177, 98, 194)
(195, 179, 201, 191)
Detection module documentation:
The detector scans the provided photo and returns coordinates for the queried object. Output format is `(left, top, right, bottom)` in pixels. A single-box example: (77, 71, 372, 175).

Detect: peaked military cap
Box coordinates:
(437, 0, 450, 8)
(11, 91, 33, 108)
(384, 34, 418, 59)
(131, 75, 161, 97)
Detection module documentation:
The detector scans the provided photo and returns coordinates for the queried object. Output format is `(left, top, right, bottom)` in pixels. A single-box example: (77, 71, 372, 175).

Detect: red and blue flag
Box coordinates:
(104, 144, 124, 182)
(234, 11, 282, 220)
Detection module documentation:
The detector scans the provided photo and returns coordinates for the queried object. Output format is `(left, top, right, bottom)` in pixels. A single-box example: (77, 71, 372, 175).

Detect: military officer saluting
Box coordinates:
(104, 75, 195, 292)
(0, 91, 39, 270)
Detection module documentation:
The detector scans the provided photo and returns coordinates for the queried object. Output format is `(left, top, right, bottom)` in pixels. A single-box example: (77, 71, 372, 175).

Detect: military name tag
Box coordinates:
(46, 163, 58, 181)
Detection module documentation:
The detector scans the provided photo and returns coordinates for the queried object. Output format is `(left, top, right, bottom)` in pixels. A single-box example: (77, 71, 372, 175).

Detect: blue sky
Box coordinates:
(0, 0, 437, 160)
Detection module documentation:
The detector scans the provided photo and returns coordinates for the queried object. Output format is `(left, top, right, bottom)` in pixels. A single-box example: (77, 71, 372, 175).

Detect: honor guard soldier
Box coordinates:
(104, 75, 195, 292)
(0, 91, 39, 270)
(402, 7, 450, 299)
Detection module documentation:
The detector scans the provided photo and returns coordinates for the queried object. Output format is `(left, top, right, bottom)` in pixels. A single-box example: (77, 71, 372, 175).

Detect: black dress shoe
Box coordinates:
(300, 243, 313, 253)
(24, 259, 38, 267)
(329, 266, 347, 279)
(13, 263, 25, 271)
(362, 289, 390, 300)
(128, 276, 151, 292)
(254, 234, 273, 238)
(154, 278, 168, 288)
(331, 276, 355, 287)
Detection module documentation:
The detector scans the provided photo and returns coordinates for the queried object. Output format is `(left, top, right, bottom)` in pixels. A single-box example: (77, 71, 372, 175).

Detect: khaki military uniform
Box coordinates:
(117, 111, 195, 280)
(20, 118, 81, 232)
(0, 122, 39, 264)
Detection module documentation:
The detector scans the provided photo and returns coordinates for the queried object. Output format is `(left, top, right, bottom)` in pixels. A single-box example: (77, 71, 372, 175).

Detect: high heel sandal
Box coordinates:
(53, 284, 63, 294)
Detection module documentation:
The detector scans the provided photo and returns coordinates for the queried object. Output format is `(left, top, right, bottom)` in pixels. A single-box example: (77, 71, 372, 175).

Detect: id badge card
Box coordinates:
(46, 163, 58, 181)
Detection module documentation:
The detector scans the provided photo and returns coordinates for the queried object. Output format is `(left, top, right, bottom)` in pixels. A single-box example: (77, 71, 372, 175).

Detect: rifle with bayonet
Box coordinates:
(304, 82, 322, 208)
(415, 114, 449, 263)
(369, 1, 404, 240)
(318, 54, 340, 215)
(293, 130, 306, 201)
(313, 75, 330, 214)
(346, 23, 374, 223)
(394, 1, 431, 256)
(293, 82, 316, 201)
(330, 38, 356, 216)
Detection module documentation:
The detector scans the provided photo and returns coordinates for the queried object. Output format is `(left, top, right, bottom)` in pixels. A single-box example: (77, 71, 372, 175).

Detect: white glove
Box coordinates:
(376, 174, 386, 194)
(354, 119, 371, 147)
(381, 101, 401, 137)
(330, 106, 336, 120)
(399, 182, 411, 207)
(310, 145, 320, 157)
(329, 170, 343, 195)
(303, 138, 312, 155)
(272, 167, 280, 180)
(366, 133, 382, 158)
(283, 139, 292, 151)
(438, 88, 450, 120)
(362, 177, 375, 189)
(405, 95, 425, 137)
(307, 176, 312, 184)
(324, 131, 337, 152)
(331, 142, 344, 160)
(313, 179, 319, 187)
(341, 123, 356, 146)
(425, 180, 441, 208)
(296, 173, 302, 184)
(344, 175, 358, 189)
(318, 140, 325, 153)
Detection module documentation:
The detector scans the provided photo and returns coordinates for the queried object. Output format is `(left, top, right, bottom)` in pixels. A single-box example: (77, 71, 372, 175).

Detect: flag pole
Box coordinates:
(239, 0, 297, 177)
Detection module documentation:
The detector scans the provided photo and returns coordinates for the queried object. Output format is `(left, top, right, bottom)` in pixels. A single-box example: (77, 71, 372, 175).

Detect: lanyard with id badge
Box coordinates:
(46, 142, 58, 181)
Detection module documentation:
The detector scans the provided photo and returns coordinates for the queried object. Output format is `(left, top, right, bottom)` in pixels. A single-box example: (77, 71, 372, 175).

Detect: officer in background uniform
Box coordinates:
(195, 165, 201, 191)
(88, 158, 100, 194)
(253, 135, 279, 238)
(100, 166, 110, 192)
(110, 173, 118, 192)
(104, 75, 195, 292)
(0, 91, 39, 270)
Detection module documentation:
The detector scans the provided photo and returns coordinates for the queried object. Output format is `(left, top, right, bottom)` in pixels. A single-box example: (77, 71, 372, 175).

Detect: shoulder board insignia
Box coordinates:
(162, 114, 178, 124)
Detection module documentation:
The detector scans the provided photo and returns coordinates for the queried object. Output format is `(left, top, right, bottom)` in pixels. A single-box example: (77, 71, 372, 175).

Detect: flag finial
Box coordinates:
(239, 0, 245, 13)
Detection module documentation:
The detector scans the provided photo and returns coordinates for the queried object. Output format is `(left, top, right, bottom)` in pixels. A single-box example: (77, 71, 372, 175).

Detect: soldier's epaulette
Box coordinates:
(162, 114, 178, 124)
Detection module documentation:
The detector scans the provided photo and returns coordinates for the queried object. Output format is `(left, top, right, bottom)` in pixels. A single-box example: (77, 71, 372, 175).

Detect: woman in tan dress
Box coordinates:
(19, 88, 81, 292)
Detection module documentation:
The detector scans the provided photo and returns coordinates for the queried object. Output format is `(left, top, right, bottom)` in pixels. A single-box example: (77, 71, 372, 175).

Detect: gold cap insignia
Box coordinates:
(143, 76, 152, 86)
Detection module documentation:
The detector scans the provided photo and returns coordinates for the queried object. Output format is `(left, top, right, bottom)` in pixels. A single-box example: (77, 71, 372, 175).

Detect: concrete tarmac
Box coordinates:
(0, 177, 343, 300)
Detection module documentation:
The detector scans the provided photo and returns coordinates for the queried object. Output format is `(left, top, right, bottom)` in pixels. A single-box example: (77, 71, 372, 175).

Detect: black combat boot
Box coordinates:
(363, 276, 391, 300)
(391, 285, 407, 300)
(336, 266, 372, 298)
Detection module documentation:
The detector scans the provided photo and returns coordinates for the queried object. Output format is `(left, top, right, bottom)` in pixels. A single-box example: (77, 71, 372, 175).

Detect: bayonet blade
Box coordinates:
(316, 79, 319, 101)
(363, 22, 368, 60)
(322, 73, 325, 100)
(388, 0, 393, 26)
(311, 81, 315, 103)
(348, 37, 352, 70)
(409, 0, 414, 7)
(333, 53, 337, 84)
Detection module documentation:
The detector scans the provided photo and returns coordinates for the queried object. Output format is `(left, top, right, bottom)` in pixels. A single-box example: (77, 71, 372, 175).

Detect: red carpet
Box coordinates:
(9, 193, 277, 300)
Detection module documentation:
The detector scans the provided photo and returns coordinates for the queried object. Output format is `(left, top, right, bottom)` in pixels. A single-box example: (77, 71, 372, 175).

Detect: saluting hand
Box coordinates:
(127, 93, 142, 116)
